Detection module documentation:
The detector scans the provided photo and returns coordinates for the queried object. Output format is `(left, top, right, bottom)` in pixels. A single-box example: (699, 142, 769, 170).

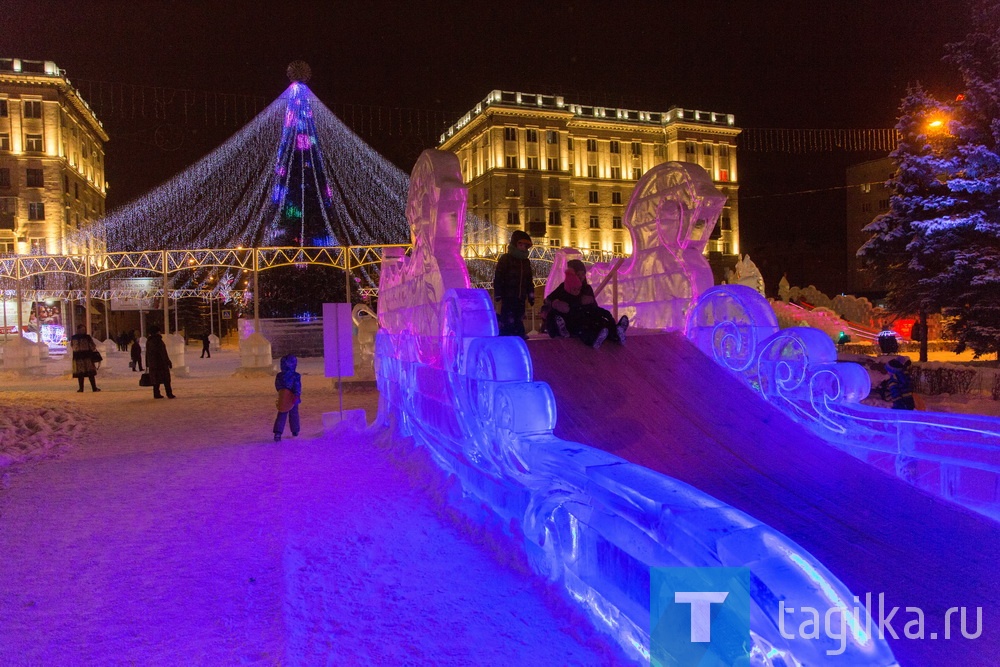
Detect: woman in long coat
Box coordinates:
(145, 326, 175, 399)
(70, 324, 101, 392)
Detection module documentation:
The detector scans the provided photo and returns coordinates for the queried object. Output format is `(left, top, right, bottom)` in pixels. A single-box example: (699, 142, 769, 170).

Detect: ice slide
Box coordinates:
(529, 330, 1000, 666)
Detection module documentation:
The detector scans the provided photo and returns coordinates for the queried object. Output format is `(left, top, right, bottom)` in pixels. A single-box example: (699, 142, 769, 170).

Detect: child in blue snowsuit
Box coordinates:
(879, 357, 915, 410)
(273, 354, 302, 441)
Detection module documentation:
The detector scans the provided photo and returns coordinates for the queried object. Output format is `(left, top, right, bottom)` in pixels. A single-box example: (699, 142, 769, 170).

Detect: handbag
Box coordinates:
(139, 372, 153, 387)
(92, 349, 103, 363)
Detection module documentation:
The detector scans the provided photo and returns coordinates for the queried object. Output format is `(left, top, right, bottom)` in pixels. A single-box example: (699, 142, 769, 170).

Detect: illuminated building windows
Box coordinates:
(504, 127, 517, 141)
(505, 155, 518, 169)
(612, 216, 623, 229)
(546, 157, 558, 171)
(23, 100, 42, 119)
(0, 168, 9, 187)
(613, 242, 623, 253)
(29, 237, 45, 253)
(549, 239, 561, 247)
(609, 140, 620, 154)
(631, 141, 641, 156)
(612, 192, 622, 205)
(26, 168, 43, 187)
(526, 156, 539, 170)
(586, 139, 598, 152)
(610, 166, 621, 179)
(590, 242, 600, 250)
(25, 134, 43, 152)
(587, 165, 598, 178)
(632, 168, 642, 180)
(506, 174, 519, 197)
(0, 133, 9, 151)
(588, 190, 598, 204)
(546, 130, 558, 144)
(28, 202, 45, 220)
(589, 215, 599, 229)
(548, 210, 562, 226)
(719, 169, 729, 182)
(506, 210, 520, 226)
(685, 141, 696, 154)
(525, 129, 538, 143)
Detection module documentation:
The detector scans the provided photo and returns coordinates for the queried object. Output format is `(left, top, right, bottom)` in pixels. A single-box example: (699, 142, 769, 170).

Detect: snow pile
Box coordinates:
(0, 392, 94, 468)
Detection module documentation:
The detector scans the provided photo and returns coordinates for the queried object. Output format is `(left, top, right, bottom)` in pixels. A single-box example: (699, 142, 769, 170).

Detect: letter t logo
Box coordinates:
(675, 591, 730, 642)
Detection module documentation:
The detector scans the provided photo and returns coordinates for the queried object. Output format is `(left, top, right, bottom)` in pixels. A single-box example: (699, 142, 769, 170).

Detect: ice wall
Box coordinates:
(585, 162, 726, 330)
(374, 150, 897, 665)
(687, 284, 1000, 521)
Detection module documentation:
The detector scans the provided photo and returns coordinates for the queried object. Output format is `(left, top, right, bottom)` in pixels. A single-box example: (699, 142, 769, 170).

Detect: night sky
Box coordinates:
(3, 0, 971, 293)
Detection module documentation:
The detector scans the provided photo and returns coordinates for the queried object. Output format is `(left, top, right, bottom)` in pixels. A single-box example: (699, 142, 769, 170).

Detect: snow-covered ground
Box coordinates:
(0, 345, 626, 665)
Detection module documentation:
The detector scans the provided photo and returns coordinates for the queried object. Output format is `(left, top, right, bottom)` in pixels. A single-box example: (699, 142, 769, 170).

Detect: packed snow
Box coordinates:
(0, 345, 627, 665)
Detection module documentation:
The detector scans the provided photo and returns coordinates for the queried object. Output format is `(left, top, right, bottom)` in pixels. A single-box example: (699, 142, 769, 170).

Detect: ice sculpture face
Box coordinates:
(587, 162, 727, 330)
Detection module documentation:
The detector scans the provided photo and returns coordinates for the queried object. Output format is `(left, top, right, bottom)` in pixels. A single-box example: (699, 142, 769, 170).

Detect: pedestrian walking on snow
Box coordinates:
(273, 354, 302, 442)
(70, 324, 101, 393)
(145, 326, 175, 399)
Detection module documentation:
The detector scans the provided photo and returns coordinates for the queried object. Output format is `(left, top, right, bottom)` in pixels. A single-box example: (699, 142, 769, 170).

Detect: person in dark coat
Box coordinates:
(129, 336, 143, 372)
(200, 332, 211, 358)
(878, 357, 916, 410)
(541, 259, 628, 349)
(145, 326, 175, 399)
(492, 230, 535, 337)
(70, 324, 101, 392)
(273, 354, 302, 442)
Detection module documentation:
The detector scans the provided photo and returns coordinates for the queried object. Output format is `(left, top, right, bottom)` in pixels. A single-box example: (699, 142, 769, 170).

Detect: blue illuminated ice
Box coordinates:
(374, 149, 899, 665)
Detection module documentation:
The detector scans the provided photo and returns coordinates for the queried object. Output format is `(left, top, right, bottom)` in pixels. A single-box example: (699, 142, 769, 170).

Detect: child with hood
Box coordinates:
(542, 259, 628, 349)
(492, 230, 535, 337)
(878, 356, 916, 410)
(273, 354, 302, 441)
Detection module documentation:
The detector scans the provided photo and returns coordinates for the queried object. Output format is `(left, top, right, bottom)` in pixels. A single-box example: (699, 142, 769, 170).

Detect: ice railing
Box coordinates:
(374, 150, 897, 665)
(687, 284, 1000, 522)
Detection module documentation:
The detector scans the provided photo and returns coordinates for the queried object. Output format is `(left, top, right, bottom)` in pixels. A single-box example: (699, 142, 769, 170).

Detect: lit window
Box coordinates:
(612, 216, 623, 229)
(26, 169, 43, 187)
(0, 133, 9, 151)
(30, 238, 46, 253)
(613, 242, 624, 254)
(548, 210, 562, 226)
(590, 242, 601, 250)
(587, 165, 598, 178)
(685, 142, 696, 154)
(25, 134, 43, 152)
(507, 210, 520, 226)
(28, 202, 45, 220)
(609, 140, 620, 154)
(549, 239, 561, 247)
(526, 156, 539, 170)
(589, 215, 599, 228)
(525, 129, 538, 143)
(546, 130, 558, 144)
(610, 166, 621, 180)
(588, 190, 598, 204)
(586, 139, 598, 152)
(23, 100, 42, 119)
(631, 141, 641, 156)
(546, 157, 558, 171)
(632, 168, 642, 180)
(505, 155, 518, 169)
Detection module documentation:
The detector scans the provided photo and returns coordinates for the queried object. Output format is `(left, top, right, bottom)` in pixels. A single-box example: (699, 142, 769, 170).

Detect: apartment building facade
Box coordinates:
(845, 156, 894, 294)
(0, 57, 108, 256)
(439, 90, 740, 271)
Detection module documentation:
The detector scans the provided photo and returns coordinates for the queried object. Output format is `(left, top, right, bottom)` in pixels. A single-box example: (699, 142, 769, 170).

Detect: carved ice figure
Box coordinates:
(587, 161, 726, 330)
(726, 254, 765, 295)
(374, 151, 899, 665)
(352, 303, 379, 369)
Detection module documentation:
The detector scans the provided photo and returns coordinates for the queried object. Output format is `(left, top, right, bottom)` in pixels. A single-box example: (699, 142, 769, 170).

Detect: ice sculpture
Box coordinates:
(726, 254, 766, 295)
(373, 150, 897, 665)
(586, 162, 726, 330)
(687, 284, 1000, 521)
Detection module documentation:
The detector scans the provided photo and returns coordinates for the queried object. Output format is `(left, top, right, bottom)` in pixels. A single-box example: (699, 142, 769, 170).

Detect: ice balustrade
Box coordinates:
(374, 150, 897, 665)
(687, 284, 1000, 522)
